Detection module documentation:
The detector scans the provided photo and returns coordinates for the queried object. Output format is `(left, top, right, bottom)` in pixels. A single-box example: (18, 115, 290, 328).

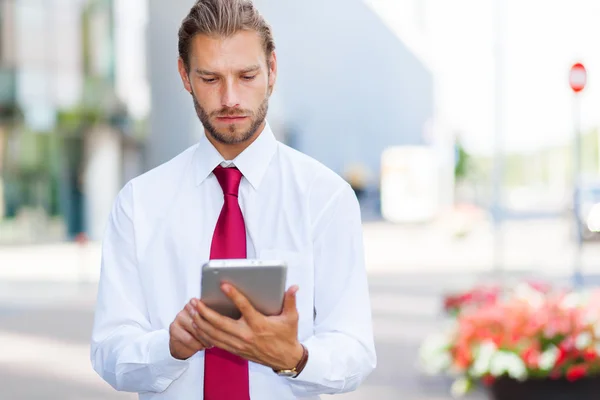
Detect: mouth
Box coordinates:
(215, 116, 248, 123)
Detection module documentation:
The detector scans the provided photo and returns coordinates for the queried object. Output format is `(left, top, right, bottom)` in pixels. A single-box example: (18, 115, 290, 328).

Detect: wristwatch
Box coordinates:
(273, 344, 309, 378)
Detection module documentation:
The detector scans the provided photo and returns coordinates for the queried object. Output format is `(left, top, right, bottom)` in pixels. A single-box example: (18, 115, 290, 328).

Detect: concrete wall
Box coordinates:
(83, 127, 122, 241)
(147, 0, 433, 183)
(146, 0, 204, 169)
(255, 0, 434, 182)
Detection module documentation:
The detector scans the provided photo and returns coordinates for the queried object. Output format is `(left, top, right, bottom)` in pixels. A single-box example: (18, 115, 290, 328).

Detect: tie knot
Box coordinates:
(213, 165, 243, 197)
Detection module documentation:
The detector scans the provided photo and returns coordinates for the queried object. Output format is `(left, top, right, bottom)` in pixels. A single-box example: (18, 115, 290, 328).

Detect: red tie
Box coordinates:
(204, 165, 250, 400)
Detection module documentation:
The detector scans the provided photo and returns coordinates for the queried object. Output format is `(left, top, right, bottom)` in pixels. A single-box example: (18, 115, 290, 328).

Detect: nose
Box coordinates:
(221, 79, 241, 109)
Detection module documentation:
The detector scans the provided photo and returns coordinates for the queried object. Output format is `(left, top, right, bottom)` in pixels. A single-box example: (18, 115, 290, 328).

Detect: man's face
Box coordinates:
(178, 30, 277, 145)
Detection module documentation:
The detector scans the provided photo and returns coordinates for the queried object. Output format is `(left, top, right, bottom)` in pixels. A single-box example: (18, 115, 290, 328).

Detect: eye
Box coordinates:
(202, 78, 217, 83)
(242, 75, 257, 81)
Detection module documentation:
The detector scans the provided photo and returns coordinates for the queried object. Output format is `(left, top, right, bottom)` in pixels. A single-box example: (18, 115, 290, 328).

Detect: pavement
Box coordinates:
(1, 217, 599, 399)
(2, 216, 600, 282)
(0, 275, 485, 400)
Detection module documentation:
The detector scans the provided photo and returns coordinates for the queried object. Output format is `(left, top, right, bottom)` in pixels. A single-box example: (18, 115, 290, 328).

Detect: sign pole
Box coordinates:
(572, 92, 583, 287)
(569, 62, 587, 287)
(492, 0, 506, 285)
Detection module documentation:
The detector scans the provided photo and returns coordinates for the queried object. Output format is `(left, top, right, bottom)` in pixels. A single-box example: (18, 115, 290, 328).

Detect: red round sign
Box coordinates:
(569, 63, 587, 93)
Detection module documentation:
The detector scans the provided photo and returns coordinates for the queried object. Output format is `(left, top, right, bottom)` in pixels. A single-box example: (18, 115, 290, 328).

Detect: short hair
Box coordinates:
(178, 0, 276, 72)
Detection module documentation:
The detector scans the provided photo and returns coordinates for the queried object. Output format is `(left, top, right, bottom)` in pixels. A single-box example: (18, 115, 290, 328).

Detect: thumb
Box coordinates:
(282, 285, 299, 316)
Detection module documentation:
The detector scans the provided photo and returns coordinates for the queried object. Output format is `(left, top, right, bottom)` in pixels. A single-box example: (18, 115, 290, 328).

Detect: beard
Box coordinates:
(191, 88, 269, 145)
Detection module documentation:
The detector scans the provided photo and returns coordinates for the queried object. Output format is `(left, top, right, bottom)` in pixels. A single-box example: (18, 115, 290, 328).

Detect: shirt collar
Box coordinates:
(194, 121, 278, 190)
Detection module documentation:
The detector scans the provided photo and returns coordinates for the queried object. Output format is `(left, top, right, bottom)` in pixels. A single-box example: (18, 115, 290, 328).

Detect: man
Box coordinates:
(90, 1, 376, 399)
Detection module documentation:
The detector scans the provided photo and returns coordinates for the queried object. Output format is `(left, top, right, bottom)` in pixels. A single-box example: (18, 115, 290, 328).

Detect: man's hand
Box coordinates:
(192, 284, 304, 371)
(169, 300, 215, 360)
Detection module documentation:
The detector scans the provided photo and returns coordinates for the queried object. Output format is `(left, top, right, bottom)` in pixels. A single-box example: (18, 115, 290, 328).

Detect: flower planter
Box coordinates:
(488, 376, 600, 400)
(419, 282, 600, 398)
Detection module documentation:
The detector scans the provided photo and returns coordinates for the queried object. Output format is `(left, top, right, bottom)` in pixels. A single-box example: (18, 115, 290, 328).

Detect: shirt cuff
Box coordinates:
(287, 338, 331, 385)
(148, 329, 190, 391)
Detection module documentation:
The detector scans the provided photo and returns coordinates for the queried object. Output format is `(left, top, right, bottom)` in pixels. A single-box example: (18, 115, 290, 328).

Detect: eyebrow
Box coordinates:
(240, 65, 260, 74)
(195, 65, 261, 76)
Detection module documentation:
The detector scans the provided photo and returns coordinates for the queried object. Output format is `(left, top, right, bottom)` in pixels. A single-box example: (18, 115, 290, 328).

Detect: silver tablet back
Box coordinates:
(200, 259, 287, 320)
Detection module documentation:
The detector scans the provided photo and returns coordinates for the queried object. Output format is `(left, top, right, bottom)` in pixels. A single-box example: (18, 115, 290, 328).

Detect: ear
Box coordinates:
(267, 51, 277, 95)
(178, 57, 192, 93)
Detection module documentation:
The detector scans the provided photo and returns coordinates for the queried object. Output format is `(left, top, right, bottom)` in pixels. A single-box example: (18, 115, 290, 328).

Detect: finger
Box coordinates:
(194, 311, 246, 352)
(282, 285, 299, 316)
(179, 313, 211, 349)
(204, 335, 246, 359)
(172, 321, 205, 352)
(195, 298, 242, 336)
(222, 283, 261, 321)
(183, 302, 214, 348)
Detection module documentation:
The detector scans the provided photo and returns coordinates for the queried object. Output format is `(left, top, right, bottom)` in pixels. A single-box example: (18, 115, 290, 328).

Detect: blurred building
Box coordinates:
(146, 0, 438, 199)
(0, 0, 143, 244)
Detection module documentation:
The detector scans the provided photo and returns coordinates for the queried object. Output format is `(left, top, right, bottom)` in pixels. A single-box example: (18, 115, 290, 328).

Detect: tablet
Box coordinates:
(200, 259, 287, 320)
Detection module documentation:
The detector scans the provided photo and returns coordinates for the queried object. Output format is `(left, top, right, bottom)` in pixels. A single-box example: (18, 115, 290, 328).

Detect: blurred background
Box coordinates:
(1, 0, 599, 398)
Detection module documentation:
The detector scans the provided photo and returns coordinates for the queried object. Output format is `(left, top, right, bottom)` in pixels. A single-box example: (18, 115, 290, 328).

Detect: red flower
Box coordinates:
(566, 365, 587, 382)
(510, 333, 521, 345)
(454, 346, 471, 369)
(562, 337, 576, 351)
(555, 346, 568, 367)
(461, 293, 474, 302)
(527, 280, 551, 293)
(521, 347, 540, 368)
(431, 284, 600, 384)
(583, 349, 597, 361)
(443, 286, 500, 315)
(482, 375, 495, 386)
(491, 335, 503, 347)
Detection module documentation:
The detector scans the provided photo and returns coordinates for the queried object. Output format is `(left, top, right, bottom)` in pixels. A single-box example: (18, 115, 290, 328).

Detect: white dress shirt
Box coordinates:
(90, 122, 377, 399)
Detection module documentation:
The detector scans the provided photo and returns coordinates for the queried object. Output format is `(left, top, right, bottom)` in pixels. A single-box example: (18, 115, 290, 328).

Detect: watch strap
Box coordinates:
(273, 344, 309, 377)
(292, 344, 309, 377)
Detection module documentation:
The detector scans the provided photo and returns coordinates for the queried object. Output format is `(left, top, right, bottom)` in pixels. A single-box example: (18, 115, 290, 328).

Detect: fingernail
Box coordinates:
(192, 322, 198, 330)
(222, 284, 230, 294)
(191, 299, 198, 307)
(186, 304, 197, 316)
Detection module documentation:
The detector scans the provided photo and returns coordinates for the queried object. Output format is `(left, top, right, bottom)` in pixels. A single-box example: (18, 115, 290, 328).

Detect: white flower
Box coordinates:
(594, 323, 600, 338)
(489, 351, 527, 381)
(419, 333, 453, 374)
(581, 290, 592, 304)
(424, 352, 453, 375)
(584, 311, 597, 325)
(539, 346, 559, 370)
(506, 356, 527, 381)
(576, 332, 593, 350)
(489, 353, 507, 377)
(470, 341, 497, 377)
(514, 283, 545, 309)
(561, 293, 582, 309)
(562, 290, 591, 309)
(420, 333, 451, 354)
(451, 377, 472, 398)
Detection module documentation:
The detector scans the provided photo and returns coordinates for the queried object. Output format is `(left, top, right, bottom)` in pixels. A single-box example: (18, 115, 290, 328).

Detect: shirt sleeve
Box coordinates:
(287, 182, 377, 396)
(90, 182, 189, 393)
